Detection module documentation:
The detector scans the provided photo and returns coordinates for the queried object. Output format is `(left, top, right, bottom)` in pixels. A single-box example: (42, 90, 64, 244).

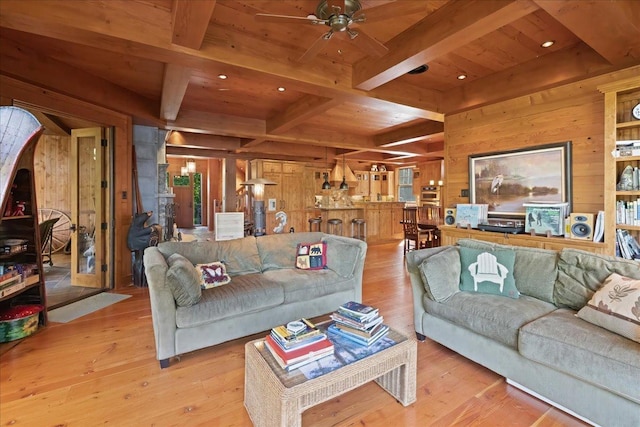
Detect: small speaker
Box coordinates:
(443, 208, 457, 226)
(569, 213, 594, 240)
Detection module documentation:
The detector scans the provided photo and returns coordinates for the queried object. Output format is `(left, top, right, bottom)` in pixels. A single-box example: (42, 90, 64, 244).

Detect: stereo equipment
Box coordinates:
(569, 213, 594, 240)
(443, 208, 456, 226)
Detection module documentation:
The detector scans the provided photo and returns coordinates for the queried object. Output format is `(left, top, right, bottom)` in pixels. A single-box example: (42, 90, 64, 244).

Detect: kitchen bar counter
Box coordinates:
(316, 207, 365, 237)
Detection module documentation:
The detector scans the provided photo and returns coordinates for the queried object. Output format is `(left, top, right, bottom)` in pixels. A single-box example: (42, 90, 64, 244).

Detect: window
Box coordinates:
(397, 167, 415, 202)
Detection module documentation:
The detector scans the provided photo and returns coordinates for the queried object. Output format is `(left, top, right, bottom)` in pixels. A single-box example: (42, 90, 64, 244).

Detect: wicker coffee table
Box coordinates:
(244, 326, 417, 427)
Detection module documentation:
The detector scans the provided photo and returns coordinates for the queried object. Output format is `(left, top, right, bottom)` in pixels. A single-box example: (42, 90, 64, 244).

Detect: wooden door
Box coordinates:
(70, 127, 105, 288)
(172, 174, 193, 229)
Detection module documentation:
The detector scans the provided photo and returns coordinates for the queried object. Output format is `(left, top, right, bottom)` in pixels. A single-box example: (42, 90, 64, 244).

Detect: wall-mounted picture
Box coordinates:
(469, 141, 572, 217)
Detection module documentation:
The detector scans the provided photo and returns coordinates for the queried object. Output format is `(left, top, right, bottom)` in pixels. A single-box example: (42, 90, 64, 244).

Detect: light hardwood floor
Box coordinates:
(0, 241, 586, 426)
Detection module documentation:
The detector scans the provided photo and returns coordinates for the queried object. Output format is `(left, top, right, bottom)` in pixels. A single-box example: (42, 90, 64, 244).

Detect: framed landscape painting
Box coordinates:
(469, 141, 572, 217)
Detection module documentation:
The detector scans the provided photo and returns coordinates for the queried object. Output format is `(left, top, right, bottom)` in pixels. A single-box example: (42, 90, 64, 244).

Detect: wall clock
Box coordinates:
(633, 102, 640, 120)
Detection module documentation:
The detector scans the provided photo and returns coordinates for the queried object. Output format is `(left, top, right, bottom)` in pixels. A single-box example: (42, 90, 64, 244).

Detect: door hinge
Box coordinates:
(101, 264, 108, 272)
(101, 138, 108, 147)
(101, 222, 108, 230)
(101, 180, 108, 188)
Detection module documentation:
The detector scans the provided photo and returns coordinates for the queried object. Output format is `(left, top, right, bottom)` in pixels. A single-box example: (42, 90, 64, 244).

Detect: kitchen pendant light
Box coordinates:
(322, 147, 331, 189)
(339, 154, 348, 190)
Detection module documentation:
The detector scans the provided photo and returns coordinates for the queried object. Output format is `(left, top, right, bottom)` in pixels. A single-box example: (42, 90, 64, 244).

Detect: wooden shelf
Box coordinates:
(615, 155, 640, 162)
(1, 215, 34, 221)
(617, 224, 640, 231)
(616, 121, 640, 129)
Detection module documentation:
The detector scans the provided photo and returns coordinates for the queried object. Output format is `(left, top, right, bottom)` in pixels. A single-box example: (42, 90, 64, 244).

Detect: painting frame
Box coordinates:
(469, 141, 572, 217)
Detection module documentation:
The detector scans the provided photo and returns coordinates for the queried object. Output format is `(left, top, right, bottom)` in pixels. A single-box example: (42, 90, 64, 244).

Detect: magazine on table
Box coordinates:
(298, 330, 396, 380)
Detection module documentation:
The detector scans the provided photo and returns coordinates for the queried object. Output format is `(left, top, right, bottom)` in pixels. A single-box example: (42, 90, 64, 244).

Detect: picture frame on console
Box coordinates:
(469, 141, 572, 218)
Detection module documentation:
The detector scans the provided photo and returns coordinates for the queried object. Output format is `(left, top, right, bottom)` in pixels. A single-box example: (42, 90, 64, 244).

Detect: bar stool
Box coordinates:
(308, 217, 322, 232)
(326, 218, 343, 236)
(351, 218, 366, 241)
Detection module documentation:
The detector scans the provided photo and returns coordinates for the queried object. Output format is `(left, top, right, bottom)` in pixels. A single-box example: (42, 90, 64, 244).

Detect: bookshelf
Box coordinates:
(599, 77, 640, 259)
(0, 107, 48, 329)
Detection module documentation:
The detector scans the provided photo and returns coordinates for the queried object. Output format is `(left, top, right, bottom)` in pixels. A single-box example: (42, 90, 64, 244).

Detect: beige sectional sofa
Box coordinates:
(406, 238, 640, 427)
(143, 232, 367, 368)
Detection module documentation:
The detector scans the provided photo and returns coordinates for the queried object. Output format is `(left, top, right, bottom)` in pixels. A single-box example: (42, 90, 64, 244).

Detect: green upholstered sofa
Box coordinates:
(405, 238, 640, 427)
(144, 232, 367, 368)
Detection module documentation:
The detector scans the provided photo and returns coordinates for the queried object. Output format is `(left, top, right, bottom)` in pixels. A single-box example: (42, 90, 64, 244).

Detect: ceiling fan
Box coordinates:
(255, 0, 413, 63)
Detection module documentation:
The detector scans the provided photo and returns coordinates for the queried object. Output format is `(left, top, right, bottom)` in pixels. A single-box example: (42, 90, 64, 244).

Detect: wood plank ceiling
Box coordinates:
(1, 0, 639, 167)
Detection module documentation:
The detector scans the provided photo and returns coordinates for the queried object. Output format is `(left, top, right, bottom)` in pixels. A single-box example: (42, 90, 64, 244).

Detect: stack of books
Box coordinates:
(329, 301, 389, 346)
(264, 318, 334, 371)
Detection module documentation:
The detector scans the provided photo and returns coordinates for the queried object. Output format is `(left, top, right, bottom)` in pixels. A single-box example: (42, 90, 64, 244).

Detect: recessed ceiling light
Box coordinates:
(218, 74, 228, 79)
(541, 40, 555, 48)
(457, 74, 467, 80)
(277, 87, 286, 92)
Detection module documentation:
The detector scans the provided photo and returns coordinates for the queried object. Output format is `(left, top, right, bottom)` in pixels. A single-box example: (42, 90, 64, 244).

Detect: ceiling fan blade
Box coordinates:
(255, 13, 325, 26)
(353, 1, 428, 23)
(299, 31, 333, 63)
(350, 29, 388, 57)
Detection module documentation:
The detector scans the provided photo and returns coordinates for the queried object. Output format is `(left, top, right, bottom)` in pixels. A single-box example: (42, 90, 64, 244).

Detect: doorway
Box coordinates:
(34, 127, 111, 309)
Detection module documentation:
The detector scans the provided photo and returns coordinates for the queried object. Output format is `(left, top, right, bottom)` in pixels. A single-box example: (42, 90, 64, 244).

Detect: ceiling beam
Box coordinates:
(266, 95, 342, 134)
(352, 0, 539, 91)
(160, 64, 191, 121)
(374, 120, 445, 147)
(442, 42, 613, 113)
(166, 131, 242, 150)
(171, 0, 217, 50)
(166, 145, 318, 162)
(533, 0, 640, 65)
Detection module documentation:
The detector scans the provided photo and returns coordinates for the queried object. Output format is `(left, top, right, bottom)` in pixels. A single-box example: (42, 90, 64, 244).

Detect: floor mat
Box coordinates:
(47, 293, 131, 323)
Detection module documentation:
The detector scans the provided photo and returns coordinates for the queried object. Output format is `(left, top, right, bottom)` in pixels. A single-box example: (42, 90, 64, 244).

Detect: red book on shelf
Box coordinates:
(265, 334, 333, 365)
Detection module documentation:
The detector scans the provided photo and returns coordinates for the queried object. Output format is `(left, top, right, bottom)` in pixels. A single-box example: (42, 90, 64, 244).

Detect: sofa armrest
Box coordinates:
(143, 246, 177, 362)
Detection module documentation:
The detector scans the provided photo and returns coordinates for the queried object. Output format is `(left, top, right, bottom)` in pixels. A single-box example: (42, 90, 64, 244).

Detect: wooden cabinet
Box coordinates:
(253, 160, 307, 233)
(417, 160, 443, 187)
(353, 171, 369, 196)
(599, 77, 640, 259)
(440, 227, 606, 254)
(369, 171, 394, 198)
(0, 107, 47, 330)
(359, 202, 403, 242)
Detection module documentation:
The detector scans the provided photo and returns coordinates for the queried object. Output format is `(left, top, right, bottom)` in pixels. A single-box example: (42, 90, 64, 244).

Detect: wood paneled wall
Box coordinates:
(34, 134, 71, 216)
(444, 67, 640, 216)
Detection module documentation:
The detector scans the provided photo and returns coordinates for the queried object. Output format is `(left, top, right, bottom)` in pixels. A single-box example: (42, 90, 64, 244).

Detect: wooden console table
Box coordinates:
(440, 226, 606, 254)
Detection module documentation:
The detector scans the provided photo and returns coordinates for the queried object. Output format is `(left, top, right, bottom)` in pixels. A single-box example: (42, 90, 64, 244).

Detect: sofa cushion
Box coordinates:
(158, 237, 262, 276)
(195, 261, 231, 289)
(166, 253, 202, 307)
(519, 309, 640, 403)
(262, 269, 355, 303)
(457, 239, 557, 303)
(554, 248, 640, 310)
(576, 273, 640, 343)
(256, 232, 323, 271)
(295, 241, 327, 270)
(459, 246, 520, 299)
(419, 246, 460, 302)
(423, 292, 556, 348)
(323, 235, 362, 278)
(175, 273, 284, 327)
